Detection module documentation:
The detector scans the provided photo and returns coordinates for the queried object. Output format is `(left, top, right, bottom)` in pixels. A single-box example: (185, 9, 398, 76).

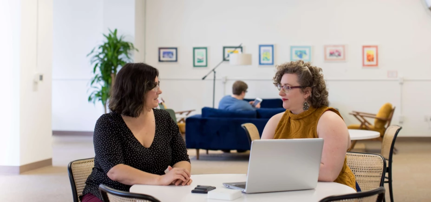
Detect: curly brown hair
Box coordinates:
(273, 60, 329, 108)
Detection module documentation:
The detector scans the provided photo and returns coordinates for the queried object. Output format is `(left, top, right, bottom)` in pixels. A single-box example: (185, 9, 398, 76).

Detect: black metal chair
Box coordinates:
(381, 125, 402, 202)
(99, 184, 161, 202)
(346, 152, 386, 192)
(241, 123, 260, 146)
(319, 187, 385, 202)
(68, 157, 95, 202)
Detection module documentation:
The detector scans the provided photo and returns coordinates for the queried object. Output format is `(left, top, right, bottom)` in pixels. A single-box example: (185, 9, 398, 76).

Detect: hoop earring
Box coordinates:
(303, 101, 310, 111)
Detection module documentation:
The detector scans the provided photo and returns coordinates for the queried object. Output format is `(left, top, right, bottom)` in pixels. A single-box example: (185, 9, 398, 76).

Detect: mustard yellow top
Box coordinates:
(274, 106, 356, 190)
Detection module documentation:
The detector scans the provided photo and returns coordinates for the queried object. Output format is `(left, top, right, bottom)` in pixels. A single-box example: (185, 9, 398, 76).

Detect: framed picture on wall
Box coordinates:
(324, 45, 346, 62)
(290, 46, 312, 62)
(223, 46, 243, 61)
(193, 47, 207, 67)
(159, 47, 177, 62)
(259, 44, 274, 65)
(362, 45, 378, 67)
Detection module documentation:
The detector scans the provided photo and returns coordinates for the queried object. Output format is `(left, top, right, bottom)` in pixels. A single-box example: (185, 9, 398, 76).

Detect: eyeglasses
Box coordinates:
(274, 83, 305, 93)
(152, 81, 160, 91)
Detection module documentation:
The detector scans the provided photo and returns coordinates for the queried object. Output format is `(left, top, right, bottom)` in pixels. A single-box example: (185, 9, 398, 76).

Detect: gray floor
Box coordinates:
(0, 135, 430, 202)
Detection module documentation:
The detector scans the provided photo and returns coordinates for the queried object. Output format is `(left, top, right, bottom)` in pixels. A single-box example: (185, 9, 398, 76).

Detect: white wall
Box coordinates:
(134, 0, 146, 62)
(19, 0, 53, 165)
(103, 0, 135, 43)
(144, 0, 431, 137)
(0, 0, 53, 166)
(52, 0, 135, 131)
(0, 0, 21, 166)
(52, 0, 431, 136)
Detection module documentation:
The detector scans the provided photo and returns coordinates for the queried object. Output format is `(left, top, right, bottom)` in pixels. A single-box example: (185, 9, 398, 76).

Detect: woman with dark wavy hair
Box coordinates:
(261, 60, 358, 191)
(81, 63, 191, 202)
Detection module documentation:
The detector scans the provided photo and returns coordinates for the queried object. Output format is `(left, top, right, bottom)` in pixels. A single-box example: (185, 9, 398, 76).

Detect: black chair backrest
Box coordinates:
(346, 152, 386, 191)
(382, 125, 402, 163)
(319, 187, 385, 202)
(99, 184, 161, 202)
(68, 157, 95, 202)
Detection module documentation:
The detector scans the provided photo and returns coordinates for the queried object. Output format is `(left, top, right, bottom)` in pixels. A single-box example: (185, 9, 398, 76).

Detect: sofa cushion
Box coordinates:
(244, 98, 283, 108)
(202, 107, 257, 118)
(256, 108, 286, 118)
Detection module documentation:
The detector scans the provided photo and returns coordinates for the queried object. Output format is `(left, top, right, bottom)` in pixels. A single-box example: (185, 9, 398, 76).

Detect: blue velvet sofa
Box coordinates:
(185, 98, 285, 159)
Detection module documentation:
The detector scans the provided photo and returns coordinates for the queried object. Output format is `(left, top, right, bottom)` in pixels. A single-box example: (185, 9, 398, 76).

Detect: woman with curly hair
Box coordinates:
(261, 60, 358, 191)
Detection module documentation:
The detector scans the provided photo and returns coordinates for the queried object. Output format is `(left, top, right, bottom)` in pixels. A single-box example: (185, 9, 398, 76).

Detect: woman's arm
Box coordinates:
(162, 110, 192, 185)
(107, 164, 190, 186)
(261, 112, 284, 139)
(173, 161, 191, 172)
(317, 111, 350, 182)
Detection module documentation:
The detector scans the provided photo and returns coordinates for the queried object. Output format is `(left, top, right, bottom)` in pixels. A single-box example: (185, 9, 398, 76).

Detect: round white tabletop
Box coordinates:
(130, 174, 356, 202)
(348, 129, 380, 140)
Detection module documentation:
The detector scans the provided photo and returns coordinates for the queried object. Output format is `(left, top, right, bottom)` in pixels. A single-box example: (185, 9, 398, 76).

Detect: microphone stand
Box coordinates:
(202, 43, 242, 108)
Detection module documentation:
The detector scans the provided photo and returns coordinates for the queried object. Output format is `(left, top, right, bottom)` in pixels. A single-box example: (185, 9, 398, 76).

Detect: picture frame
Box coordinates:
(223, 46, 243, 61)
(324, 45, 346, 62)
(290, 46, 312, 62)
(193, 47, 208, 67)
(259, 45, 274, 65)
(362, 45, 378, 67)
(158, 47, 177, 62)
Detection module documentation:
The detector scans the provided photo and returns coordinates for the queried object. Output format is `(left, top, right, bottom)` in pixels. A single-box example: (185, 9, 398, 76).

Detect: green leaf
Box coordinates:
(87, 28, 137, 108)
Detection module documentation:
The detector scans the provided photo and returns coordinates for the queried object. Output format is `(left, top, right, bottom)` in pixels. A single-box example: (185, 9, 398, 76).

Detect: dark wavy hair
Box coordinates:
(273, 60, 329, 108)
(109, 63, 159, 117)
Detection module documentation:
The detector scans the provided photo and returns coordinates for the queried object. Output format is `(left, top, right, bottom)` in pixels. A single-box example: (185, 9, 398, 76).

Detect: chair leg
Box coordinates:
(206, 150, 209, 154)
(389, 168, 394, 202)
(348, 140, 357, 151)
(196, 149, 200, 160)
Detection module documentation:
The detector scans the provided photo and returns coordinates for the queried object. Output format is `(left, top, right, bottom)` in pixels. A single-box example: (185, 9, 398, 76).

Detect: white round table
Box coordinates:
(348, 129, 380, 140)
(130, 174, 356, 202)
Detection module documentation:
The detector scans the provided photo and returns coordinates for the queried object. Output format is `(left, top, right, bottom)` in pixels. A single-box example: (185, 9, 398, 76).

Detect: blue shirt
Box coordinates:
(218, 95, 255, 111)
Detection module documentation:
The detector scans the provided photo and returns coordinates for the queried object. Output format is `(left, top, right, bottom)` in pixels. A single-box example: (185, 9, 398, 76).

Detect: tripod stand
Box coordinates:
(201, 43, 242, 108)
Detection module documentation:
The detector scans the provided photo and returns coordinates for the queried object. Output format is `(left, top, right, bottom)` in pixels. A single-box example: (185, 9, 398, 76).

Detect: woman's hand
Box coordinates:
(249, 101, 261, 109)
(158, 167, 191, 186)
(166, 166, 193, 186)
(172, 178, 193, 186)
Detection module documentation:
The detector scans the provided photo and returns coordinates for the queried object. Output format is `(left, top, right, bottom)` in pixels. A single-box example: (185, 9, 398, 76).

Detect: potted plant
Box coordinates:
(87, 29, 137, 113)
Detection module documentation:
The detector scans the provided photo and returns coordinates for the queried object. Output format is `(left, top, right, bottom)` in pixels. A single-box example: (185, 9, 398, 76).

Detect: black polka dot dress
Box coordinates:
(81, 109, 190, 201)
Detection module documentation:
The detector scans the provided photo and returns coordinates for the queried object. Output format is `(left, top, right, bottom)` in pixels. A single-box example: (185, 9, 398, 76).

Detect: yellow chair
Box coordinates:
(348, 103, 395, 150)
(348, 103, 395, 138)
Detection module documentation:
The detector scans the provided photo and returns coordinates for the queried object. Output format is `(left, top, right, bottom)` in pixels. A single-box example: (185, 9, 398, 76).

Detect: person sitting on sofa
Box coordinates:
(261, 60, 358, 191)
(81, 63, 192, 202)
(218, 80, 261, 111)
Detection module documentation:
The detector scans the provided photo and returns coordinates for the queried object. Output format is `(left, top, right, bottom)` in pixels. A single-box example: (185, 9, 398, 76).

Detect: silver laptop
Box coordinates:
(223, 138, 324, 194)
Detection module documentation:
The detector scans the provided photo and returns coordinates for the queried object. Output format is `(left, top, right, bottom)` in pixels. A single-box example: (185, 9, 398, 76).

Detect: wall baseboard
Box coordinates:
(51, 130, 431, 140)
(0, 158, 52, 175)
(52, 130, 93, 136)
(397, 137, 431, 142)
